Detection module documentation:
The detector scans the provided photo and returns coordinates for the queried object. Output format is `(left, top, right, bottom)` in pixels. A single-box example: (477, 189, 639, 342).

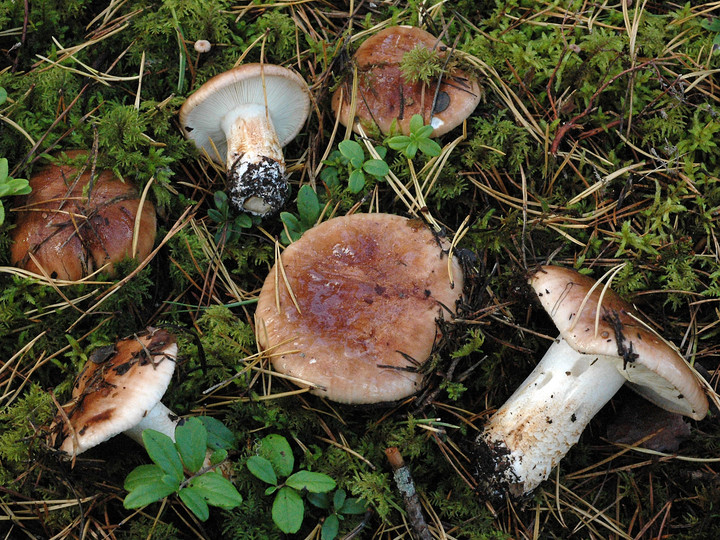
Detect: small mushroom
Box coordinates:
(331, 26, 481, 136)
(50, 328, 179, 456)
(179, 64, 311, 216)
(10, 151, 157, 281)
(194, 40, 212, 54)
(254, 213, 464, 404)
(474, 266, 708, 498)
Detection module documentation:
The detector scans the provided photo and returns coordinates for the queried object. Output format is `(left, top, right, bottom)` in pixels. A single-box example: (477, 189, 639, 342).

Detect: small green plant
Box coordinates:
(701, 17, 720, 54)
(246, 433, 336, 534)
(0, 154, 31, 226)
(207, 191, 253, 244)
(386, 114, 442, 159)
(308, 489, 368, 540)
(123, 417, 242, 522)
(280, 184, 321, 243)
(320, 139, 390, 193)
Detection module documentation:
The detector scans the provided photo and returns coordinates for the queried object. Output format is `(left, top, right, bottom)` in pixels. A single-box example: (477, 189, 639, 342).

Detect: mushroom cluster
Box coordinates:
(474, 266, 709, 498)
(254, 213, 464, 404)
(10, 151, 156, 281)
(332, 26, 482, 137)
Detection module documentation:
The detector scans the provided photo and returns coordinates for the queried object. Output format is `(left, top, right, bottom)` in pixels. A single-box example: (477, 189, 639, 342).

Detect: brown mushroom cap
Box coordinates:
(51, 328, 177, 455)
(331, 26, 481, 137)
(10, 152, 157, 281)
(530, 266, 708, 420)
(254, 213, 464, 404)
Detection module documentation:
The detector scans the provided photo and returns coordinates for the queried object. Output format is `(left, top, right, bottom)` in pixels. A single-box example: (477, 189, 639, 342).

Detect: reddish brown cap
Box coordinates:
(331, 26, 481, 136)
(530, 266, 708, 420)
(10, 152, 156, 281)
(254, 213, 464, 404)
(51, 328, 178, 455)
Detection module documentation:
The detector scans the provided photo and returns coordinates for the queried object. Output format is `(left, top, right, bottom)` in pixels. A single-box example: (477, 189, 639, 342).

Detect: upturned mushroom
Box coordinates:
(254, 213, 464, 404)
(331, 26, 481, 136)
(179, 64, 311, 216)
(50, 328, 179, 456)
(474, 266, 708, 498)
(10, 151, 156, 281)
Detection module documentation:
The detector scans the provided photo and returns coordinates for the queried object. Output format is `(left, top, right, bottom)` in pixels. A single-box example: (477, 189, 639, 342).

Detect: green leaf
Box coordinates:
(123, 481, 177, 509)
(191, 471, 243, 509)
(214, 190, 229, 209)
(142, 430, 184, 483)
(374, 146, 387, 160)
(265, 485, 279, 496)
(124, 464, 166, 491)
(207, 208, 224, 222)
(198, 416, 235, 450)
(409, 114, 424, 132)
(415, 125, 434, 139)
(235, 213, 253, 228)
(272, 487, 304, 534)
(332, 489, 346, 510)
(0, 88, 6, 106)
(0, 202, 4, 226)
(209, 448, 227, 466)
(417, 138, 442, 157)
(307, 491, 331, 509)
(322, 513, 340, 540)
(319, 166, 339, 188)
(348, 169, 366, 193)
(405, 141, 419, 159)
(362, 159, 389, 178)
(0, 159, 7, 182)
(339, 497, 367, 514)
(247, 455, 277, 485)
(338, 140, 364, 167)
(175, 417, 207, 474)
(179, 487, 210, 521)
(259, 434, 294, 477)
(297, 185, 320, 225)
(280, 212, 301, 233)
(285, 470, 336, 493)
(387, 135, 411, 150)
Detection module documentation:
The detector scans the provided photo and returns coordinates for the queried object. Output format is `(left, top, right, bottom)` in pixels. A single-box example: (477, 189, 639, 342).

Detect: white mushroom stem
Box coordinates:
(478, 337, 626, 497)
(222, 103, 287, 216)
(123, 401, 180, 445)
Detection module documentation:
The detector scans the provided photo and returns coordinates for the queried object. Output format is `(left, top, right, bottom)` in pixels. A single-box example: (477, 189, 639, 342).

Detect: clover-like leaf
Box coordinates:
(321, 513, 340, 540)
(247, 455, 277, 485)
(338, 140, 365, 168)
(285, 470, 336, 493)
(123, 480, 178, 509)
(259, 434, 295, 478)
(142, 429, 183, 483)
(179, 486, 210, 521)
(297, 185, 320, 226)
(190, 471, 243, 509)
(348, 169, 366, 193)
(124, 464, 166, 491)
(175, 417, 207, 474)
(362, 159, 389, 178)
(272, 486, 304, 534)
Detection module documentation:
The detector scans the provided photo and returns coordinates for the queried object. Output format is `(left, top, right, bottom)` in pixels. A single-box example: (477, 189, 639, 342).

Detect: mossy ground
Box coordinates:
(1, 0, 719, 538)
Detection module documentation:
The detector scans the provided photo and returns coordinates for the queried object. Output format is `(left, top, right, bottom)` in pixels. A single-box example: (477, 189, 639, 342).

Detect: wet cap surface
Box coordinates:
(255, 213, 464, 404)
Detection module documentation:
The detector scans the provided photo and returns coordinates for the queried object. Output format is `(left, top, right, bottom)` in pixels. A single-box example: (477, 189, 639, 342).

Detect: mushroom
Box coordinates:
(331, 26, 481, 136)
(254, 213, 464, 404)
(179, 64, 311, 216)
(51, 328, 179, 456)
(10, 151, 157, 281)
(474, 266, 709, 498)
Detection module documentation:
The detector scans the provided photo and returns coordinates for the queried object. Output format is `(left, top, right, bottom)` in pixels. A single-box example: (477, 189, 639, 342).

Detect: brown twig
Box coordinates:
(385, 446, 433, 540)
